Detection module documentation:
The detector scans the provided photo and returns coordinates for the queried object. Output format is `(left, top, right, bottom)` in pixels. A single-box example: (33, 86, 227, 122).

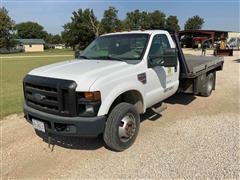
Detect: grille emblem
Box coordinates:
(33, 93, 46, 101)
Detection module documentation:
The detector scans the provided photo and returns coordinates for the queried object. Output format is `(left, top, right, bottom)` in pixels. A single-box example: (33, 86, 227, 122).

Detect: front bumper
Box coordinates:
(24, 103, 106, 137)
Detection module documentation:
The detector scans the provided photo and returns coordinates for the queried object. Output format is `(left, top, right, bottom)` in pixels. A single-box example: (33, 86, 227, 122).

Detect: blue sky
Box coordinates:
(2, 0, 240, 34)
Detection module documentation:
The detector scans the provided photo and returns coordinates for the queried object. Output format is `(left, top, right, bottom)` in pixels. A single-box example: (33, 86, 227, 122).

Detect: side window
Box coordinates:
(149, 34, 170, 57)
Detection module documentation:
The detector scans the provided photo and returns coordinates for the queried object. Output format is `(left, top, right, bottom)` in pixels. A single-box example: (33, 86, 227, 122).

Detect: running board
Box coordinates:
(152, 103, 167, 114)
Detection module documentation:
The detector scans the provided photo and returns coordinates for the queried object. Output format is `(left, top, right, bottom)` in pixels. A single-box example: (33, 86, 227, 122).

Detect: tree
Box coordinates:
(46, 34, 62, 44)
(51, 34, 62, 44)
(184, 15, 205, 30)
(124, 10, 166, 30)
(62, 9, 98, 49)
(165, 15, 180, 31)
(101, 6, 123, 33)
(84, 9, 101, 37)
(149, 10, 166, 29)
(125, 10, 150, 30)
(0, 7, 15, 49)
(15, 21, 48, 39)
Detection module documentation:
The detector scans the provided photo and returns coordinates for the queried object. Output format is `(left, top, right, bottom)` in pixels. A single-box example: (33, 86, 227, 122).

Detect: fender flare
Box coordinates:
(97, 82, 145, 116)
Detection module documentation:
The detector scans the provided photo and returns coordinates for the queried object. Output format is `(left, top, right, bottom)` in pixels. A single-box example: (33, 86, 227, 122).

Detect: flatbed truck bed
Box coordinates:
(170, 32, 224, 94)
(185, 56, 224, 75)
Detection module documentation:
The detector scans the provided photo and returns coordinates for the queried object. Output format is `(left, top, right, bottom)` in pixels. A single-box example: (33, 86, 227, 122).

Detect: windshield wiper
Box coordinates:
(96, 56, 124, 61)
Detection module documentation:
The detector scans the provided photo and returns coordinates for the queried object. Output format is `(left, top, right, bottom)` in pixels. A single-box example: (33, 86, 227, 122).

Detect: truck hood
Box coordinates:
(29, 59, 129, 91)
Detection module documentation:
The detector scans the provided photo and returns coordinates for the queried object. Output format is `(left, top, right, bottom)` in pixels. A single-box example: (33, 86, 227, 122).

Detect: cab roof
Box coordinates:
(101, 30, 169, 37)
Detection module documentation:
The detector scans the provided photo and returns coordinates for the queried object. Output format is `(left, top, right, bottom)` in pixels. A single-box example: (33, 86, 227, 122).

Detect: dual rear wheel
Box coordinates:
(200, 73, 215, 97)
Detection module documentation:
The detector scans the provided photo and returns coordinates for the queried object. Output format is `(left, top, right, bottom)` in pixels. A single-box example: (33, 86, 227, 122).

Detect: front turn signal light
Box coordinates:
(84, 91, 101, 101)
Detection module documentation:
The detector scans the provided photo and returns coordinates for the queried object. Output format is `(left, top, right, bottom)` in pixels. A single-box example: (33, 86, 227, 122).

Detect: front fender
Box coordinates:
(96, 81, 145, 116)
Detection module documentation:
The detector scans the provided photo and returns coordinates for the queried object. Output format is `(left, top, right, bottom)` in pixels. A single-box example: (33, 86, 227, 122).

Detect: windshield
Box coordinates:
(81, 34, 149, 61)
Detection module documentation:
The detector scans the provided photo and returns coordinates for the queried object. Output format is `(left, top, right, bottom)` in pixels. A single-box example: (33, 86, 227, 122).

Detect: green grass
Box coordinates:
(0, 48, 74, 57)
(0, 49, 74, 119)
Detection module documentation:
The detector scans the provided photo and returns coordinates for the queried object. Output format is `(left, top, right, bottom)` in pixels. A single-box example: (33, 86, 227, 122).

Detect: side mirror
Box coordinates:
(75, 50, 81, 59)
(149, 48, 178, 67)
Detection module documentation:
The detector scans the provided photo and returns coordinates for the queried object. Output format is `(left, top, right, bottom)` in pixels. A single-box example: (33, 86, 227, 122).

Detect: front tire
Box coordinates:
(103, 102, 140, 152)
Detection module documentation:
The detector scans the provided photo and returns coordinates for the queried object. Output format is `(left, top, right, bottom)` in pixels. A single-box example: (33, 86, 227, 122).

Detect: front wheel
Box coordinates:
(103, 102, 140, 152)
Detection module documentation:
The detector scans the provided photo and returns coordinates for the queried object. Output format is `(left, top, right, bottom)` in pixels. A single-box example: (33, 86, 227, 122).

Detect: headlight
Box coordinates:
(77, 91, 101, 117)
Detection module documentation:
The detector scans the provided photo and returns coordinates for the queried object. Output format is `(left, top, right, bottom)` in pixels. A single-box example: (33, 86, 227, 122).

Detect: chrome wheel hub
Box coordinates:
(118, 114, 136, 142)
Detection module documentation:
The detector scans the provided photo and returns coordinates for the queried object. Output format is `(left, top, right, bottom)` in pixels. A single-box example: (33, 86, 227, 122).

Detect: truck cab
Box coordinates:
(23, 30, 224, 151)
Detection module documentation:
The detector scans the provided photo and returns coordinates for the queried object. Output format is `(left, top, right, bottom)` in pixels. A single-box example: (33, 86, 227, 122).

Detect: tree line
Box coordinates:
(0, 6, 205, 50)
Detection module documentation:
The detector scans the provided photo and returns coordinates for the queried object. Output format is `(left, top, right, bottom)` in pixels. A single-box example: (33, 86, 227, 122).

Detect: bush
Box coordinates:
(0, 48, 23, 54)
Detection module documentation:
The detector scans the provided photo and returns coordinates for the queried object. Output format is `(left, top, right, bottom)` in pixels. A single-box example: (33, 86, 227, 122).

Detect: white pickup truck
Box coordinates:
(23, 30, 224, 151)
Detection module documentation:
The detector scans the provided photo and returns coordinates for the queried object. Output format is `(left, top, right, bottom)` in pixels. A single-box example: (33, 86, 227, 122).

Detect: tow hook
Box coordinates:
(47, 133, 54, 152)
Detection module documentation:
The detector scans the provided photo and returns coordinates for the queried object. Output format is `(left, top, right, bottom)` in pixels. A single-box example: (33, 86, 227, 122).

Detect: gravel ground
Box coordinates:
(1, 50, 240, 179)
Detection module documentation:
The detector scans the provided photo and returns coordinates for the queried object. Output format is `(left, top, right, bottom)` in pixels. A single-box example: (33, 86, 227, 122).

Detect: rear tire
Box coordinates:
(103, 102, 140, 152)
(201, 73, 214, 97)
